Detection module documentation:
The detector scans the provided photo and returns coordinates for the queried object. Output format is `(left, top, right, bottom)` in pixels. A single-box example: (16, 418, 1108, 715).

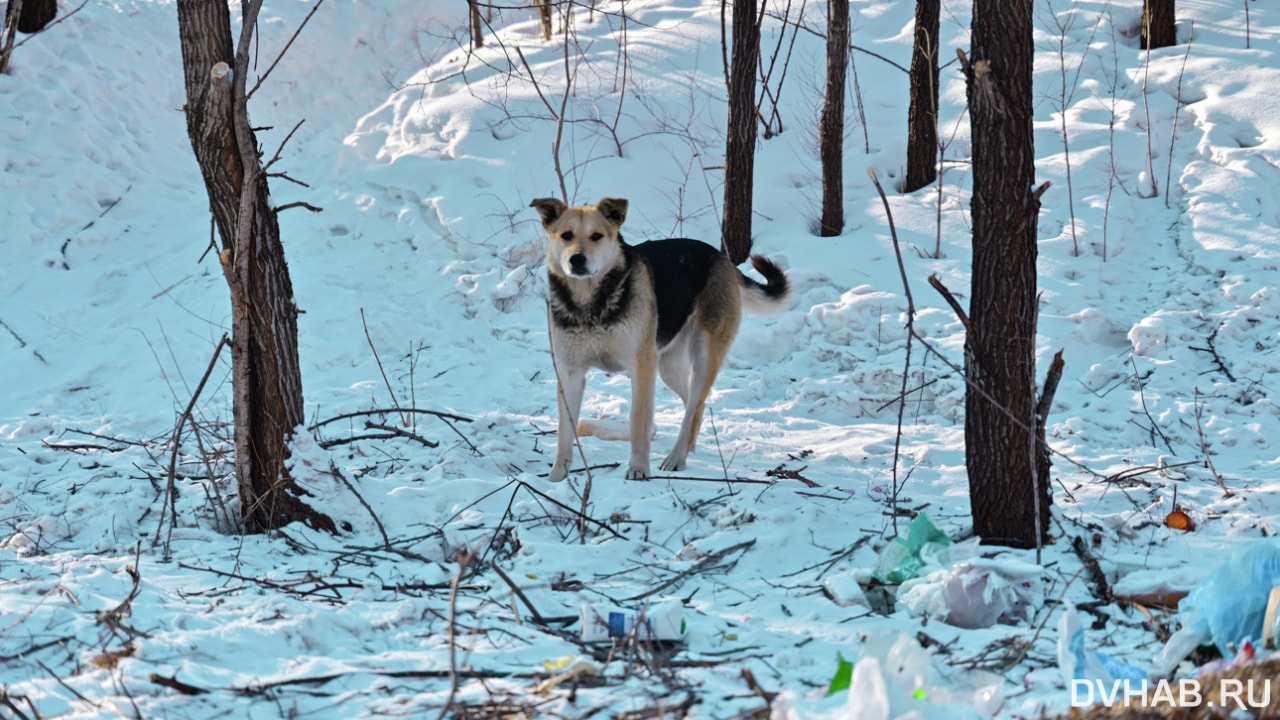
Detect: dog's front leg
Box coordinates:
(627, 347, 657, 480)
(550, 366, 586, 482)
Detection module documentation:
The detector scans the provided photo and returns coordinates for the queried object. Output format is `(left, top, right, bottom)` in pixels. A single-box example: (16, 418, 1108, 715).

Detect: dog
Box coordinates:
(530, 197, 791, 481)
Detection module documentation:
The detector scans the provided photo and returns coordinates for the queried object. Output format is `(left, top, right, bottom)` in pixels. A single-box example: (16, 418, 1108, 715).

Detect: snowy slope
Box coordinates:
(2, 0, 1279, 718)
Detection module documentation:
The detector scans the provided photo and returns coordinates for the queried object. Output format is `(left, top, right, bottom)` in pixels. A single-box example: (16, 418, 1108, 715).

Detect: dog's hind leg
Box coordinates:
(627, 345, 657, 480)
(550, 366, 587, 482)
(659, 335, 725, 472)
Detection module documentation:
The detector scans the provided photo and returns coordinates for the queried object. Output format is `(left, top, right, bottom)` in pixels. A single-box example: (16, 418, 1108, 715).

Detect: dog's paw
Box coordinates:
(547, 463, 569, 483)
(659, 454, 687, 473)
(625, 464, 650, 481)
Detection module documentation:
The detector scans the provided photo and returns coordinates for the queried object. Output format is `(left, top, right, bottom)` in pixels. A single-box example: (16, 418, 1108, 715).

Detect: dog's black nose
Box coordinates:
(569, 253, 588, 275)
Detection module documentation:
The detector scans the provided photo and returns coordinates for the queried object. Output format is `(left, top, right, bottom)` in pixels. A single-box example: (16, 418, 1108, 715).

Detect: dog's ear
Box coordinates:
(530, 198, 567, 227)
(595, 197, 628, 228)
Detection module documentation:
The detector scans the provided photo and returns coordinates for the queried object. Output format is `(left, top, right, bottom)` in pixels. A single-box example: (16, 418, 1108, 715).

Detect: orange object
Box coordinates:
(1165, 510, 1195, 531)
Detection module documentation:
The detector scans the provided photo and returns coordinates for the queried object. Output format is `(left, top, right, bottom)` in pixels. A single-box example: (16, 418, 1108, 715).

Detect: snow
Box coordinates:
(2, 0, 1280, 717)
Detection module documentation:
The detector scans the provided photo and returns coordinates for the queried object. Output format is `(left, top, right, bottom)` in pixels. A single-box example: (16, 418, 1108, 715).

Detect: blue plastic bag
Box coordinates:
(1175, 538, 1280, 658)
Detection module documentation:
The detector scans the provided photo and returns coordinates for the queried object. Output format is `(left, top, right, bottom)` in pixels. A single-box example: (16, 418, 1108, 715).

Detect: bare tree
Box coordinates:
(903, 0, 939, 193)
(818, 0, 848, 236)
(960, 0, 1049, 549)
(176, 0, 333, 533)
(1142, 0, 1176, 49)
(721, 0, 760, 264)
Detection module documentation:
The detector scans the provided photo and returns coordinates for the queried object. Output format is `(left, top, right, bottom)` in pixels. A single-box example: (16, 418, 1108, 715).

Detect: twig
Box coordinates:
(927, 275, 969, 331)
(624, 539, 755, 601)
(150, 673, 209, 696)
(263, 119, 306, 172)
(643, 474, 775, 486)
(780, 535, 870, 579)
(328, 462, 391, 548)
(157, 335, 230, 554)
(1189, 324, 1235, 382)
(309, 407, 474, 430)
(246, 0, 327, 100)
(0, 689, 36, 720)
(1129, 356, 1174, 454)
(275, 200, 322, 213)
(1071, 535, 1113, 605)
(361, 308, 408, 427)
(363, 421, 439, 448)
(517, 481, 622, 539)
(867, 167, 916, 536)
(1164, 21, 1193, 208)
(1193, 388, 1233, 497)
(434, 551, 474, 720)
(1141, 14, 1158, 198)
(489, 560, 546, 625)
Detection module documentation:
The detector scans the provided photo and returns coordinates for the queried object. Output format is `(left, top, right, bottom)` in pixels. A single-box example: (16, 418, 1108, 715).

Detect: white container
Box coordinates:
(579, 601, 685, 642)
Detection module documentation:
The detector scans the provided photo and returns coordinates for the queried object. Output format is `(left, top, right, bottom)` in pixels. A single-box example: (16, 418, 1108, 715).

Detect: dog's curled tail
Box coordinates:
(739, 255, 792, 316)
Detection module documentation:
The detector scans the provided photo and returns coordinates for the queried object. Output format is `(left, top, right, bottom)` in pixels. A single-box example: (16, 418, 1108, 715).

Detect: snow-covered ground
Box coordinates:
(2, 0, 1279, 717)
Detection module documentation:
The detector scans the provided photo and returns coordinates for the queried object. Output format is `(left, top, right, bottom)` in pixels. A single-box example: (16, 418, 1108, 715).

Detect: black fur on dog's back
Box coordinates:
(632, 238, 720, 347)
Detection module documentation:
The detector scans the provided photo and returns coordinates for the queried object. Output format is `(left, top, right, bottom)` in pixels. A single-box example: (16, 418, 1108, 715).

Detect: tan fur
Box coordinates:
(531, 196, 787, 481)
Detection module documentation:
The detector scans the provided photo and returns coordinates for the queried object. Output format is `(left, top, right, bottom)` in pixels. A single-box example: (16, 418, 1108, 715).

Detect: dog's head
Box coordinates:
(530, 197, 628, 280)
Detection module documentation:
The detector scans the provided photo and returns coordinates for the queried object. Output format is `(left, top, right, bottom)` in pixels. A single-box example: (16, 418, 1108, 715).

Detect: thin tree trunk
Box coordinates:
(722, 0, 760, 264)
(538, 0, 553, 41)
(0, 0, 23, 75)
(818, 0, 847, 237)
(1142, 0, 1176, 49)
(469, 0, 484, 49)
(904, 0, 940, 193)
(176, 0, 333, 534)
(962, 0, 1048, 549)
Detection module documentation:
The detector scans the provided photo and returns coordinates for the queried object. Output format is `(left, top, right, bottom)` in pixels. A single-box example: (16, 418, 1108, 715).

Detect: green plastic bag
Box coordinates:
(872, 512, 952, 584)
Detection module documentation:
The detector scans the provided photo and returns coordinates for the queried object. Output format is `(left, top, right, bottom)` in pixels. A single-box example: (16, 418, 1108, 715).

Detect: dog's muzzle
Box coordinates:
(569, 253, 589, 276)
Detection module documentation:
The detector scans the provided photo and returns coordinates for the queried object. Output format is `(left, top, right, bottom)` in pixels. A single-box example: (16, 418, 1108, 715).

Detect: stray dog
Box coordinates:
(530, 197, 790, 481)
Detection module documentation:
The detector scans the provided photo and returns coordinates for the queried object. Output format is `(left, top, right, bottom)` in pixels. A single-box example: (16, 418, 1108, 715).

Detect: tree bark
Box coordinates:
(8, 0, 55, 33)
(176, 0, 333, 534)
(469, 0, 484, 49)
(721, 0, 759, 265)
(818, 0, 847, 237)
(962, 0, 1048, 549)
(904, 0, 940, 193)
(538, 0, 553, 41)
(1142, 0, 1176, 50)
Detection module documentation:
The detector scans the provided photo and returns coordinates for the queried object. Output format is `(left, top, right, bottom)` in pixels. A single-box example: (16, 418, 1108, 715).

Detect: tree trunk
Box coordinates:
(176, 0, 333, 534)
(1142, 0, 1176, 49)
(469, 0, 484, 49)
(904, 0, 940, 193)
(0, 0, 21, 75)
(721, 0, 759, 265)
(538, 0, 553, 41)
(962, 0, 1048, 549)
(8, 0, 55, 33)
(818, 0, 847, 237)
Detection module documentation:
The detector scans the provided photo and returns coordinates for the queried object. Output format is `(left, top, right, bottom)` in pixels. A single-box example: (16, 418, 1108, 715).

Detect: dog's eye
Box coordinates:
(560, 232, 573, 241)
(590, 233, 603, 242)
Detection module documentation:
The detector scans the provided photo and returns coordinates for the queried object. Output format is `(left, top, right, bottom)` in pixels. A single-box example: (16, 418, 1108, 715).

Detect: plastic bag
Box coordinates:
(1153, 538, 1280, 670)
(1057, 603, 1147, 685)
(899, 556, 1042, 629)
(831, 631, 1000, 720)
(872, 512, 952, 584)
